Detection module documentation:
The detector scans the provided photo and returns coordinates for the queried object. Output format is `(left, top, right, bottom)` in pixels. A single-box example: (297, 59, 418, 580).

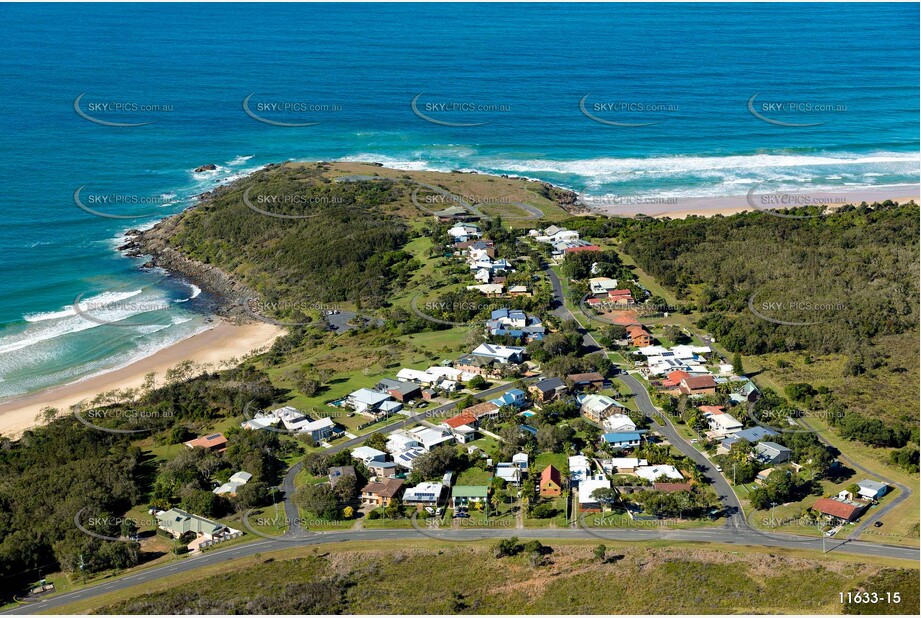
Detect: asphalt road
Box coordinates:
(6, 525, 917, 615)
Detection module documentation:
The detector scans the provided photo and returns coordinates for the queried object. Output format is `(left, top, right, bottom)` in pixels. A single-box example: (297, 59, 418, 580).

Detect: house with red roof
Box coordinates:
(539, 465, 563, 498)
(679, 375, 717, 395)
(813, 497, 866, 523)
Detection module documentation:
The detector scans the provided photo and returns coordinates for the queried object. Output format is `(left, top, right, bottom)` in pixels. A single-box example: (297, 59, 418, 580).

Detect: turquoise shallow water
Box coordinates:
(0, 2, 917, 399)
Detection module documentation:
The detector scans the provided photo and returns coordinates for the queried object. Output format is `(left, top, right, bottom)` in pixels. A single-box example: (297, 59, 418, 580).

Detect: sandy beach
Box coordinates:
(0, 320, 283, 438)
(587, 184, 920, 218)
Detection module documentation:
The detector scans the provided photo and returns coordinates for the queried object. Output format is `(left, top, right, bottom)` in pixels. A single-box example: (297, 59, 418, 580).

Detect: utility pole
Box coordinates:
(771, 502, 777, 529)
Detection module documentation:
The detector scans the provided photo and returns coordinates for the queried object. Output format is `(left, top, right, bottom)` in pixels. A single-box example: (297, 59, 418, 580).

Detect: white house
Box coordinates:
(470, 343, 526, 364)
(213, 471, 253, 495)
(857, 480, 888, 501)
(578, 477, 612, 509)
(448, 224, 481, 242)
(705, 411, 744, 436)
(346, 388, 393, 415)
(636, 464, 684, 482)
(603, 413, 638, 433)
(569, 455, 591, 484)
(410, 426, 455, 451)
(403, 482, 445, 507)
(588, 277, 619, 295)
(352, 446, 387, 464)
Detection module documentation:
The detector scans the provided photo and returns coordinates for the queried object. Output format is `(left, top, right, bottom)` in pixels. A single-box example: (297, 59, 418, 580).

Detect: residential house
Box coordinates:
(602, 431, 643, 450)
(705, 410, 744, 437)
(626, 325, 654, 348)
(368, 461, 398, 478)
(387, 382, 422, 403)
(579, 393, 625, 423)
(578, 477, 612, 512)
(451, 485, 489, 509)
(569, 455, 591, 485)
(529, 377, 568, 403)
(856, 480, 888, 501)
(489, 388, 527, 410)
(486, 309, 545, 342)
(435, 206, 475, 222)
(496, 462, 524, 485)
(636, 465, 684, 483)
(467, 283, 505, 296)
(386, 431, 422, 454)
(603, 413, 638, 433)
(463, 401, 501, 421)
(720, 426, 778, 450)
(447, 224, 481, 242)
(403, 482, 445, 509)
(539, 465, 563, 497)
(298, 417, 341, 442)
(753, 442, 792, 465)
(441, 411, 480, 443)
(607, 289, 635, 306)
(588, 277, 619, 296)
(470, 343, 526, 365)
(393, 447, 426, 470)
(156, 508, 232, 541)
(346, 388, 394, 417)
(563, 243, 602, 254)
(410, 425, 455, 451)
(351, 446, 387, 464)
(454, 354, 500, 377)
(213, 471, 253, 496)
(360, 478, 405, 507)
(184, 433, 227, 453)
(567, 371, 605, 391)
(328, 466, 356, 488)
(679, 375, 718, 396)
(813, 497, 865, 523)
(603, 457, 648, 474)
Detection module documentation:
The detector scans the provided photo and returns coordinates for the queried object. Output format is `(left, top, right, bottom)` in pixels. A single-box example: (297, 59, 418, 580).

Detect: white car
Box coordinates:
(715, 465, 723, 472)
(424, 506, 435, 515)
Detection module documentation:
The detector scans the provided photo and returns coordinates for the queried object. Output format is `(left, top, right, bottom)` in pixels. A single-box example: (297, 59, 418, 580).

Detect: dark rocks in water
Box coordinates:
(194, 163, 217, 173)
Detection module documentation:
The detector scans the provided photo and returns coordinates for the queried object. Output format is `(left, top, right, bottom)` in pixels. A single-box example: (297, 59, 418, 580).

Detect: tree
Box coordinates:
(365, 432, 388, 452)
(467, 375, 487, 390)
(409, 445, 457, 483)
(732, 352, 744, 375)
(594, 544, 607, 562)
(236, 481, 271, 509)
(342, 506, 354, 519)
(294, 483, 339, 520)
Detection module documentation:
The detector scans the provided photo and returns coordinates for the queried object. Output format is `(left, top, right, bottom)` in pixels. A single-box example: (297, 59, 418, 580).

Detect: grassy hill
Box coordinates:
(79, 541, 919, 615)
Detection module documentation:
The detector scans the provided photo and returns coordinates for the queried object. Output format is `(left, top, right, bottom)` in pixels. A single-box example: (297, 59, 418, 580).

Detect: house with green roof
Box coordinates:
(155, 508, 229, 540)
(451, 485, 489, 509)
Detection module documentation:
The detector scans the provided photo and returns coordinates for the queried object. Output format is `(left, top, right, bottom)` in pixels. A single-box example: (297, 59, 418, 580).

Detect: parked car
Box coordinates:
(424, 507, 435, 515)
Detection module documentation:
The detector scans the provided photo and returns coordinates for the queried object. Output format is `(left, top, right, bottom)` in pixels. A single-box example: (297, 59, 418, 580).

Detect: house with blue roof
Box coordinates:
(490, 388, 527, 409)
(720, 426, 778, 451)
(486, 308, 545, 343)
(601, 431, 644, 449)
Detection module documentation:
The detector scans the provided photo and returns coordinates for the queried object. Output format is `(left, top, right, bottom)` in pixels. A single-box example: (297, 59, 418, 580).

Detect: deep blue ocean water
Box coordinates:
(0, 2, 918, 398)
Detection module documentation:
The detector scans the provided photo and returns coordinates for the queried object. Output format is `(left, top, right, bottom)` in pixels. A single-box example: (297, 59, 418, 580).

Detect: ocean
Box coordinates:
(0, 2, 917, 400)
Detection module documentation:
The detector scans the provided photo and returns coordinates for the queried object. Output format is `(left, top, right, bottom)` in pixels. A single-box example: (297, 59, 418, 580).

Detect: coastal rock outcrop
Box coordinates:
(194, 163, 218, 173)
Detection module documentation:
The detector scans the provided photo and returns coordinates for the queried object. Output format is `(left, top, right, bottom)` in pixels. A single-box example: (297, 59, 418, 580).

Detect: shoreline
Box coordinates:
(580, 183, 919, 218)
(0, 320, 283, 439)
